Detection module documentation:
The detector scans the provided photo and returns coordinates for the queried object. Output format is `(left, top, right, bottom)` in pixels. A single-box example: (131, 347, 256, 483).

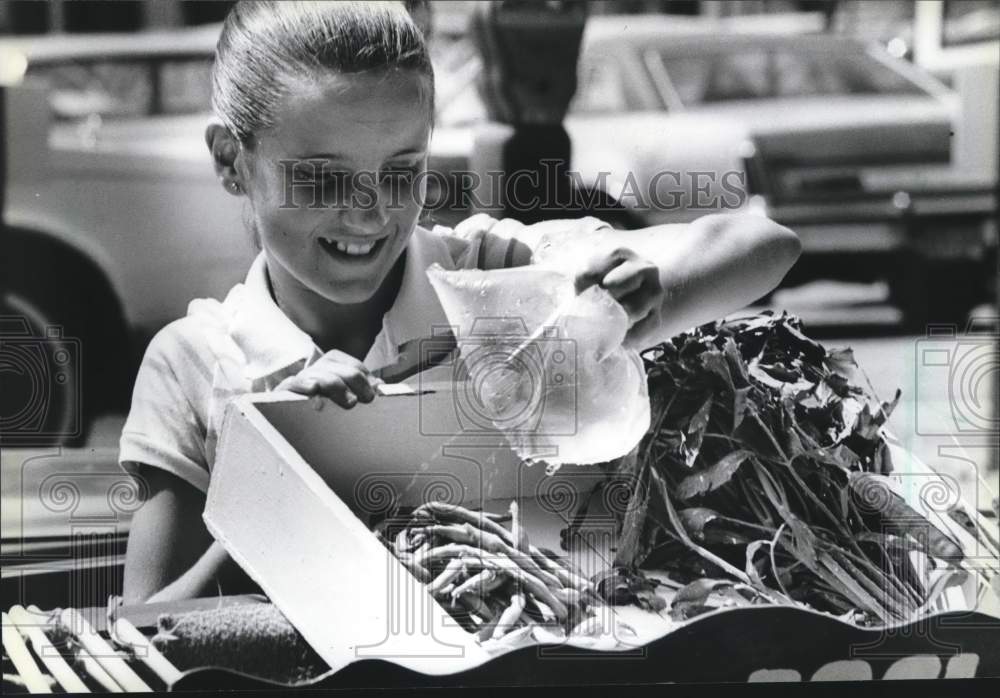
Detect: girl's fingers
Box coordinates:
(322, 349, 369, 373)
(599, 260, 645, 300)
(617, 284, 662, 323)
(278, 375, 320, 395)
(275, 348, 380, 408)
(623, 307, 662, 351)
(321, 353, 378, 401)
(278, 370, 373, 409)
(335, 367, 377, 404)
(607, 263, 662, 324)
(312, 375, 358, 408)
(574, 248, 632, 294)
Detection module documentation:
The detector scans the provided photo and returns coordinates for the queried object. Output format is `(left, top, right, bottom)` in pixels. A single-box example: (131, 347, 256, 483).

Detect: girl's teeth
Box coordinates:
(333, 240, 376, 256)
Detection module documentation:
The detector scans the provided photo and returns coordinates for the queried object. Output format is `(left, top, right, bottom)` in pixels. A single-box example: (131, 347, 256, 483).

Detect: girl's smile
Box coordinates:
(316, 230, 391, 263)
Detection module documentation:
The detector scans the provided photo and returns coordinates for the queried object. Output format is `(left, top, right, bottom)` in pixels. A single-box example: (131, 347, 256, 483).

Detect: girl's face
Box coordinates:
(242, 70, 431, 305)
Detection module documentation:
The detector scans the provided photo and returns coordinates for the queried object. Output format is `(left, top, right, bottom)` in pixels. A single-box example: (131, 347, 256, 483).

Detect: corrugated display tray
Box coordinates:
(164, 606, 1000, 689)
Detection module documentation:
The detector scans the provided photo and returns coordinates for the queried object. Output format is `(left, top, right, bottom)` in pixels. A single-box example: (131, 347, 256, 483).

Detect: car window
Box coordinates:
(434, 54, 488, 127)
(434, 38, 635, 125)
(706, 50, 770, 102)
(835, 52, 926, 95)
(651, 55, 711, 106)
(772, 51, 825, 97)
(659, 47, 927, 106)
(159, 58, 214, 114)
(570, 55, 627, 114)
(26, 55, 215, 122)
(27, 60, 153, 121)
(943, 0, 1000, 47)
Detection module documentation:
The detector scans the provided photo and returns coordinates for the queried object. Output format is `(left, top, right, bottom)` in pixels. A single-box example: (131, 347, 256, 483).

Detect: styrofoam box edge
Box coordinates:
(204, 394, 496, 676)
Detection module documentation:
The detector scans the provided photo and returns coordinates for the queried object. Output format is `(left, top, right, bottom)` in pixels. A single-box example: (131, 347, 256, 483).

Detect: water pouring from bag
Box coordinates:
(426, 264, 650, 467)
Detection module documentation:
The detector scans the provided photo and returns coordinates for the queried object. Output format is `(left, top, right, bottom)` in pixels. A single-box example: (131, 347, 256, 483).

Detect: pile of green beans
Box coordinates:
(385, 501, 602, 641)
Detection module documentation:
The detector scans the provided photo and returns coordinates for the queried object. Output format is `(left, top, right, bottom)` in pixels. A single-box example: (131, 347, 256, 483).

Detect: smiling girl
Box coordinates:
(120, 1, 800, 604)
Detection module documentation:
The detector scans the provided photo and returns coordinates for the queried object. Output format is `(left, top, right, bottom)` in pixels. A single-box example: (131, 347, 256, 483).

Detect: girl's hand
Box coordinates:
(276, 350, 382, 408)
(574, 247, 664, 351)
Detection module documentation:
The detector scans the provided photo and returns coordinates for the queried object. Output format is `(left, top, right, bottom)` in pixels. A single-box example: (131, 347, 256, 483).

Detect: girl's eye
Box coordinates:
(379, 165, 421, 187)
(320, 169, 351, 186)
(315, 169, 351, 203)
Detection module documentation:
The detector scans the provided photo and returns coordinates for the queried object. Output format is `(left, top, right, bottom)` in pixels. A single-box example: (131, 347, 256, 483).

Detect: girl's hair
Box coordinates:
(211, 1, 434, 145)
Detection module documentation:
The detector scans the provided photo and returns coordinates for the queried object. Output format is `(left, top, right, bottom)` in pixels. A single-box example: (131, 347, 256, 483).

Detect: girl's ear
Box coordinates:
(205, 120, 244, 196)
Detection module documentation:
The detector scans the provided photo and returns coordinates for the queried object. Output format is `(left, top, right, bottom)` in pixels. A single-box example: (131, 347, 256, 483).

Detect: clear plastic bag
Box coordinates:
(427, 263, 650, 468)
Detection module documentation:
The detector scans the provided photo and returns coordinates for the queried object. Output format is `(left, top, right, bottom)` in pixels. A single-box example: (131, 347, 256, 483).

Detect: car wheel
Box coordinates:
(890, 254, 984, 331)
(888, 251, 930, 331)
(924, 259, 987, 325)
(1, 290, 83, 446)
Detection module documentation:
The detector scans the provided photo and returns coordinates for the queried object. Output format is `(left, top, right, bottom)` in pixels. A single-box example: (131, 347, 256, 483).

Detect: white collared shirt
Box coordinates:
(119, 215, 609, 492)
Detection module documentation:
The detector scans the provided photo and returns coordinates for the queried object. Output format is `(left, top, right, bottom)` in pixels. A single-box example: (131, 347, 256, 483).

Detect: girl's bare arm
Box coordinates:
(511, 213, 801, 347)
(607, 213, 801, 341)
(122, 467, 233, 604)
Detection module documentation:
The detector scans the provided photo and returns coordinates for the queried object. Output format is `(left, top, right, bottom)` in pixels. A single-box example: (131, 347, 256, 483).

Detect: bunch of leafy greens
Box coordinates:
(609, 311, 974, 625)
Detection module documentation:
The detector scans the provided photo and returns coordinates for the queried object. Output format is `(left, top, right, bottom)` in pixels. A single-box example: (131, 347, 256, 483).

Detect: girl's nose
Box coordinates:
(343, 171, 390, 233)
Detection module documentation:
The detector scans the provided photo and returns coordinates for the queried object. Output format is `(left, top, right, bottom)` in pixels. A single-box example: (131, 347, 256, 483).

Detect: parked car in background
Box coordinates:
(1, 26, 250, 443)
(437, 15, 996, 326)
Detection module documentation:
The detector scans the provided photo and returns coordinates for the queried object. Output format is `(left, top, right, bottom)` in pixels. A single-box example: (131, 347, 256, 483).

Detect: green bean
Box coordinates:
(450, 568, 498, 601)
(532, 547, 592, 591)
(414, 543, 489, 568)
(428, 558, 465, 595)
(394, 529, 409, 553)
(510, 501, 530, 553)
(413, 502, 516, 545)
(395, 552, 432, 583)
(458, 591, 495, 622)
(425, 523, 565, 591)
(489, 554, 570, 621)
(554, 587, 583, 609)
(491, 593, 526, 640)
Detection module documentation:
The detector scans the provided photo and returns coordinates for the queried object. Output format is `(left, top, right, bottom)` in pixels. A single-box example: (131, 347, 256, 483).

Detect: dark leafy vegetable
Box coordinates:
(608, 311, 989, 625)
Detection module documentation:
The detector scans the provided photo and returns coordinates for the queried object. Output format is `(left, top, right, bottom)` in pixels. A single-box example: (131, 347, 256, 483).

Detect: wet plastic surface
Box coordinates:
(427, 264, 650, 467)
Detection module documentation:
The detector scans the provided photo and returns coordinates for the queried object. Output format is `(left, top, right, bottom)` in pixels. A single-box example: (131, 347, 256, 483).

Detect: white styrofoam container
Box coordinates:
(203, 383, 633, 675)
(203, 386, 995, 678)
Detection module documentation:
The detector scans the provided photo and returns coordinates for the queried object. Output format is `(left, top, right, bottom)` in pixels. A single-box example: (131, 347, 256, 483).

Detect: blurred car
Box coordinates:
(439, 15, 996, 324)
(1, 26, 252, 443)
(439, 15, 958, 208)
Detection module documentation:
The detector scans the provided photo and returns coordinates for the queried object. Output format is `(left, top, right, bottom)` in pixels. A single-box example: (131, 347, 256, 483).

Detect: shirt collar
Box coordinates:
(380, 224, 454, 348)
(227, 252, 321, 384)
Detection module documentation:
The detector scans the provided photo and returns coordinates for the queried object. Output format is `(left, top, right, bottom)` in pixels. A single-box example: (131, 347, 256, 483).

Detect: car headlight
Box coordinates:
(0, 48, 27, 87)
(747, 194, 769, 218)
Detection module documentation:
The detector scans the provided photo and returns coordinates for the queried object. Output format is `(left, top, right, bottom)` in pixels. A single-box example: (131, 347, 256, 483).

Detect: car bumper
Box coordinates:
(768, 186, 997, 260)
